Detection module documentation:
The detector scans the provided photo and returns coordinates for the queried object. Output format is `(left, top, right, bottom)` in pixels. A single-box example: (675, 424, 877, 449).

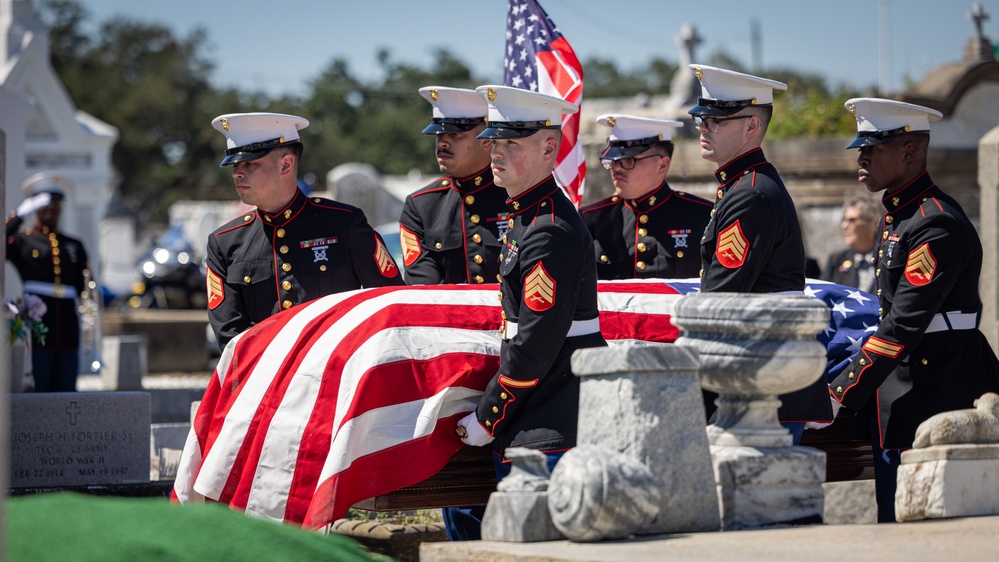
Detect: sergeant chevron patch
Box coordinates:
(374, 235, 399, 278)
(400, 225, 421, 267)
(905, 242, 937, 286)
(524, 261, 555, 312)
(206, 266, 224, 310)
(716, 220, 748, 268)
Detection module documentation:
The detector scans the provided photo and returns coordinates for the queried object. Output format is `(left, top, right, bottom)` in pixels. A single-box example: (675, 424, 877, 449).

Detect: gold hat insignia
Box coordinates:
(545, 120, 551, 126)
(487, 88, 497, 102)
(430, 89, 439, 101)
(846, 103, 856, 115)
(904, 125, 911, 132)
(220, 117, 229, 131)
(606, 116, 616, 127)
(694, 67, 703, 80)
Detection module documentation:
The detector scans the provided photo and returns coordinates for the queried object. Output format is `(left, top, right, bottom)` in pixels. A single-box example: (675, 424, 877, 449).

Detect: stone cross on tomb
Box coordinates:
(970, 2, 990, 40)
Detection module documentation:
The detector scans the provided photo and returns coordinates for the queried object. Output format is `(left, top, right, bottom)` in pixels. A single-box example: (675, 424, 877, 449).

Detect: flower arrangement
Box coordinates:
(6, 294, 48, 346)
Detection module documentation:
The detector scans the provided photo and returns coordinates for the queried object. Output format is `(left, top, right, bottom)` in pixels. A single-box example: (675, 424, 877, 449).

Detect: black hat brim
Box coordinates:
(600, 143, 653, 161)
(219, 148, 274, 167)
(846, 135, 891, 149)
(476, 126, 541, 139)
(688, 102, 745, 118)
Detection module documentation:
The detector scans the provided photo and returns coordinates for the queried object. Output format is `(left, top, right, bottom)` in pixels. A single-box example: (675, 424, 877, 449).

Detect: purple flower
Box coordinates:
(22, 293, 47, 322)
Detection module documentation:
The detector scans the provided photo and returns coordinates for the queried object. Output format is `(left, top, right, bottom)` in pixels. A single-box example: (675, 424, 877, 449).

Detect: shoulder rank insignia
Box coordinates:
(206, 266, 224, 310)
(905, 242, 936, 286)
(524, 261, 555, 312)
(716, 220, 749, 269)
(862, 336, 903, 358)
(374, 235, 400, 278)
(400, 225, 421, 267)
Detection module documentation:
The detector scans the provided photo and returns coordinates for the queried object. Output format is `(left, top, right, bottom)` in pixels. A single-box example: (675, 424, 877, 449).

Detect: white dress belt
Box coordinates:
(924, 311, 978, 334)
(23, 280, 78, 299)
(503, 317, 600, 341)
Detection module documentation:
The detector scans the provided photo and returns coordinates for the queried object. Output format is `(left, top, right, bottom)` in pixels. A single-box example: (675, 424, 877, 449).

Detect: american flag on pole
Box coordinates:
(504, 0, 586, 206)
(173, 279, 876, 529)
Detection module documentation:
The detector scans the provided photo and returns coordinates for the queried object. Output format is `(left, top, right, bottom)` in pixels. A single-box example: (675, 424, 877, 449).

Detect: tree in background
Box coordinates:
(37, 0, 863, 224)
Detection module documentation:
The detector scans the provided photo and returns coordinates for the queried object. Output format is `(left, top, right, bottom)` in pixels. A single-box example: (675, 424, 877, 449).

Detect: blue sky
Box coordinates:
(76, 0, 999, 97)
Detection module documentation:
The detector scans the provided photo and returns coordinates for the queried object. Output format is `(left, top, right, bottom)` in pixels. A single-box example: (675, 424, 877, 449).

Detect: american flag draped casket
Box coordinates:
(172, 279, 877, 529)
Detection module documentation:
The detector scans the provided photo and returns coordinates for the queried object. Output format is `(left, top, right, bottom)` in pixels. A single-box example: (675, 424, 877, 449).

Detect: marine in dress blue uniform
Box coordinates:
(448, 86, 605, 540)
(6, 173, 90, 392)
(687, 65, 830, 433)
(828, 98, 999, 521)
(206, 113, 403, 350)
(580, 114, 711, 280)
(400, 87, 508, 285)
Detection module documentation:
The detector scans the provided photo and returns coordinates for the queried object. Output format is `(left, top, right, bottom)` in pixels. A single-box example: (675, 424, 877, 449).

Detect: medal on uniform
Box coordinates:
(300, 236, 338, 262)
(668, 229, 690, 248)
(493, 212, 511, 242)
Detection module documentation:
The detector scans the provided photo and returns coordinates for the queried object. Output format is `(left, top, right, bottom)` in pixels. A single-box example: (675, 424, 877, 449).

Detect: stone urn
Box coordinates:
(672, 292, 828, 447)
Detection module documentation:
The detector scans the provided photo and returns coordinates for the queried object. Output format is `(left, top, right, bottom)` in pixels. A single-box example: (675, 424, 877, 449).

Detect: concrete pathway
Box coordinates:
(421, 515, 999, 562)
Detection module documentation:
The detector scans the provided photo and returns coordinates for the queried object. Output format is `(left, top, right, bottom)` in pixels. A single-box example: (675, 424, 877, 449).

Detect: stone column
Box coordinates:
(0, 128, 8, 554)
(979, 125, 999, 353)
(671, 292, 829, 530)
(571, 344, 720, 534)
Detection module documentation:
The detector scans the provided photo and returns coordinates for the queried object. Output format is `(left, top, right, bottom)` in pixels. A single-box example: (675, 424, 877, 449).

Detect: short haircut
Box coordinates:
(894, 133, 930, 167)
(843, 194, 880, 224)
(653, 141, 675, 158)
(274, 142, 304, 164)
(747, 105, 773, 135)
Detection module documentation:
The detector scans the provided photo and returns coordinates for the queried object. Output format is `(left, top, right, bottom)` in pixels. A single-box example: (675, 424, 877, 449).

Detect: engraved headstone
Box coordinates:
(10, 392, 151, 487)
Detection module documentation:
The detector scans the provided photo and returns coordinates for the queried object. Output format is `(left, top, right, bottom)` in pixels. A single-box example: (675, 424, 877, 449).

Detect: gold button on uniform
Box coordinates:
(492, 406, 499, 413)
(877, 289, 882, 297)
(31, 250, 39, 258)
(496, 274, 502, 282)
(53, 266, 61, 274)
(600, 255, 608, 263)
(282, 300, 293, 310)
(277, 228, 286, 238)
(638, 228, 647, 237)
(848, 372, 854, 379)
(465, 195, 475, 205)
(878, 250, 883, 257)
(474, 255, 483, 264)
(434, 242, 442, 250)
(508, 219, 515, 229)
(53, 257, 60, 265)
(442, 180, 450, 187)
(879, 307, 884, 316)
(637, 242, 647, 252)
(499, 254, 504, 261)
(883, 230, 888, 240)
(716, 189, 724, 199)
(472, 234, 482, 244)
(282, 263, 292, 272)
(512, 201, 520, 210)
(470, 215, 480, 224)
(52, 248, 60, 256)
(699, 268, 704, 277)
(886, 260, 891, 266)
(921, 358, 928, 365)
(636, 261, 646, 271)
(859, 359, 866, 366)
(677, 251, 684, 258)
(885, 215, 894, 224)
(280, 245, 289, 254)
(474, 275, 484, 284)
(282, 280, 292, 291)
(836, 386, 843, 393)
(320, 265, 327, 272)
(500, 392, 508, 400)
(876, 268, 881, 276)
(639, 215, 649, 224)
(244, 276, 252, 283)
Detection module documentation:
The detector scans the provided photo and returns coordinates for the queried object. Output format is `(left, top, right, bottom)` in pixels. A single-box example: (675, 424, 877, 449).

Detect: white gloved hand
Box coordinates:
(830, 396, 843, 419)
(15, 193, 52, 217)
(455, 411, 494, 447)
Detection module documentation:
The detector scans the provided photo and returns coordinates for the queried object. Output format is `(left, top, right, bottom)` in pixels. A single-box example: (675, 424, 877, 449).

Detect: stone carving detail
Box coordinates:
(497, 447, 551, 492)
(548, 445, 661, 542)
(913, 392, 999, 448)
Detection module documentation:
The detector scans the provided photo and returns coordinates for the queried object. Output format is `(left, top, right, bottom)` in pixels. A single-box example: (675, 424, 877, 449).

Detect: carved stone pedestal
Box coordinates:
(672, 292, 829, 529)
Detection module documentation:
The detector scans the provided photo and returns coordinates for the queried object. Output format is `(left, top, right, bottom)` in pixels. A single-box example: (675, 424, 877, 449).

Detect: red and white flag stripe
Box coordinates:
(174, 281, 686, 528)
